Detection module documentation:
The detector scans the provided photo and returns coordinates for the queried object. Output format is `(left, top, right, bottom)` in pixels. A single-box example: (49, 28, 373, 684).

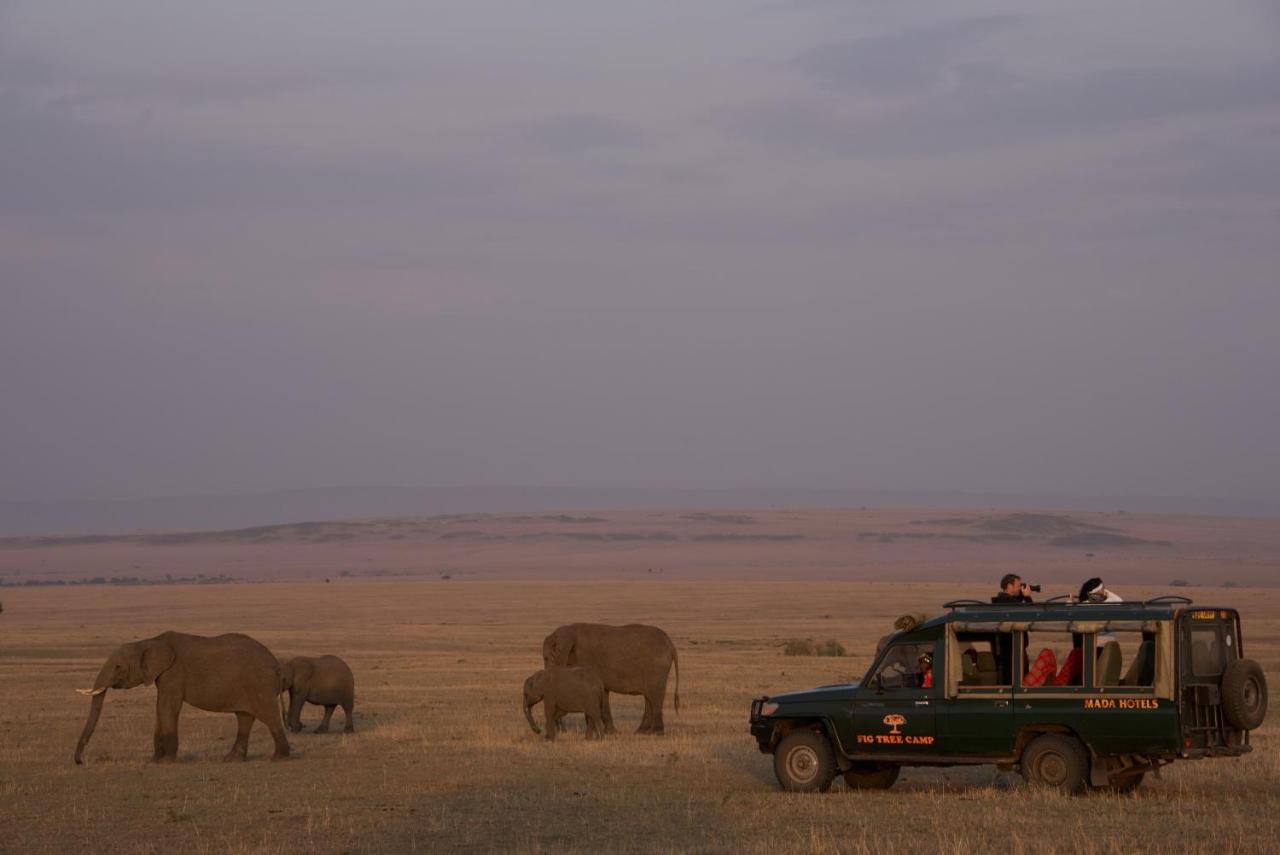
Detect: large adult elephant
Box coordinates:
(74, 631, 290, 764)
(542, 623, 680, 735)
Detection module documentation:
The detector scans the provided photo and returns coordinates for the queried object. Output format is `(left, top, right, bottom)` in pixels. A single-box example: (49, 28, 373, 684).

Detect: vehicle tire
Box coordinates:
(1221, 659, 1268, 731)
(773, 730, 837, 793)
(1019, 734, 1090, 794)
(843, 762, 900, 790)
(1098, 772, 1145, 794)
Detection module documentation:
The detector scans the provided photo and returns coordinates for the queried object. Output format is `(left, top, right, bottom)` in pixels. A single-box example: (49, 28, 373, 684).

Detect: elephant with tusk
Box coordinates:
(74, 631, 291, 765)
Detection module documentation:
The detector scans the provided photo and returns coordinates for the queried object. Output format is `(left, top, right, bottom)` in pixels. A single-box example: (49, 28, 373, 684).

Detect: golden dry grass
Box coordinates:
(2, 575, 1279, 854)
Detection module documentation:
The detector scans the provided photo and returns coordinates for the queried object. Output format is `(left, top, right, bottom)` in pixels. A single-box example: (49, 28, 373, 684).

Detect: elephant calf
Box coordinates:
(279, 655, 356, 734)
(523, 667, 606, 741)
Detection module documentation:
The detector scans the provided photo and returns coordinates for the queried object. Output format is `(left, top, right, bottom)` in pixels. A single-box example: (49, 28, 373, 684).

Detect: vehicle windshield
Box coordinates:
(870, 642, 934, 689)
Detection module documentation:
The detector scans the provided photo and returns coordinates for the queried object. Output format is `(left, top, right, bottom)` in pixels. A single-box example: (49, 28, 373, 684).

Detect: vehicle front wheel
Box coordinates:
(1019, 734, 1090, 794)
(773, 730, 837, 793)
(843, 762, 900, 790)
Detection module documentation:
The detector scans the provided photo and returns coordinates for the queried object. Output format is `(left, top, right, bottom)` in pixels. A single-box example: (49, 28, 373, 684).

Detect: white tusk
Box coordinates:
(76, 688, 106, 695)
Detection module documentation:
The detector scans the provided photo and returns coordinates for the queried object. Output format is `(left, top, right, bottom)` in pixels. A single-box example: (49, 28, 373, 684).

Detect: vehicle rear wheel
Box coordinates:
(1221, 659, 1268, 731)
(1020, 734, 1090, 794)
(843, 762, 900, 790)
(774, 730, 837, 793)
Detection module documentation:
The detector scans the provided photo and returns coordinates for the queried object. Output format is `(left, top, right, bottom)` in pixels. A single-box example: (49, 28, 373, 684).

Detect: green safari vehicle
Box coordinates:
(749, 595, 1268, 793)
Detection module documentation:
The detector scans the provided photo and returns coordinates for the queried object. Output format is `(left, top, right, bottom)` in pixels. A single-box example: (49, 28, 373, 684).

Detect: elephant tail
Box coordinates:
(672, 649, 681, 713)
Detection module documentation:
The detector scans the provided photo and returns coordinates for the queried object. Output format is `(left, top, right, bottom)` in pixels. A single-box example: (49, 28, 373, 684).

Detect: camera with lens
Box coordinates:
(1026, 583, 1042, 593)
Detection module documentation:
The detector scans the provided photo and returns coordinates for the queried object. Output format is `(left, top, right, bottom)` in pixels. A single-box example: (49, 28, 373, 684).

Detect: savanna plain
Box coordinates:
(2, 508, 1279, 854)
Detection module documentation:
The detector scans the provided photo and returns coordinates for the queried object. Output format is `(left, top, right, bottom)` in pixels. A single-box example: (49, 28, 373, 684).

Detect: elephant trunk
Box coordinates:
(523, 697, 541, 735)
(74, 688, 107, 764)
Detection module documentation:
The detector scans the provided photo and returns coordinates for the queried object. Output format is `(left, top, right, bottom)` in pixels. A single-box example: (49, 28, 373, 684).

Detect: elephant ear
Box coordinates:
(141, 642, 175, 685)
(548, 627, 574, 666)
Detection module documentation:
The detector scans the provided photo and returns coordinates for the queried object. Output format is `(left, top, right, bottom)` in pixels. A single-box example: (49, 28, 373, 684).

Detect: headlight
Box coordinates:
(760, 702, 779, 716)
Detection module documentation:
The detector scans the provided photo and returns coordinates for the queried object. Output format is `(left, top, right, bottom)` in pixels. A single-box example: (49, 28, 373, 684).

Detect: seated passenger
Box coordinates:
(960, 648, 980, 684)
(918, 652, 934, 689)
(1052, 647, 1083, 686)
(1023, 648, 1057, 687)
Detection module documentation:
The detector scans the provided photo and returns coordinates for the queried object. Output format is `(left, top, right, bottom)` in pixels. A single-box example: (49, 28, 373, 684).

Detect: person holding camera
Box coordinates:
(993, 573, 1037, 603)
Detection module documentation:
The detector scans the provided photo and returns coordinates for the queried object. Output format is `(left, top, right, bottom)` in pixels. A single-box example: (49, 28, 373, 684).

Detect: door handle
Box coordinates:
(915, 701, 930, 706)
(862, 702, 884, 708)
(995, 700, 1009, 708)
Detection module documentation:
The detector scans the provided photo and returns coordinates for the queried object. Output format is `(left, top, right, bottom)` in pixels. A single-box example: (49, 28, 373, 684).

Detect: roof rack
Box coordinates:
(1143, 595, 1193, 605)
(942, 599, 988, 610)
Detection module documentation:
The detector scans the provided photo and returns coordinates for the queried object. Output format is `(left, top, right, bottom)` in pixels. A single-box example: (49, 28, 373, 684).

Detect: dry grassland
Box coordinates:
(3, 574, 1279, 854)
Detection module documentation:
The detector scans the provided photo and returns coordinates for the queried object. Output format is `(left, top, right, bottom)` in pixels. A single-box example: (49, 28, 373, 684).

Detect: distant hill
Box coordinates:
(0, 485, 1275, 536)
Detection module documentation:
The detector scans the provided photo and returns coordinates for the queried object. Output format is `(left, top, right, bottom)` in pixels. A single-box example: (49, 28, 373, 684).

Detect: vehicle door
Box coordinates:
(942, 630, 1015, 755)
(1181, 609, 1241, 749)
(1014, 624, 1095, 749)
(853, 640, 938, 754)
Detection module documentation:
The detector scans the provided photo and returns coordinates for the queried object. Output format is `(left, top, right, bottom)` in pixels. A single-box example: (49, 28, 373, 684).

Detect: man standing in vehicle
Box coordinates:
(993, 573, 1034, 603)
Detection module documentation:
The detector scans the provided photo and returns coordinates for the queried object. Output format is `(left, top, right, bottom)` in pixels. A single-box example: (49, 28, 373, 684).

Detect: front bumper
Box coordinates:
(748, 697, 776, 752)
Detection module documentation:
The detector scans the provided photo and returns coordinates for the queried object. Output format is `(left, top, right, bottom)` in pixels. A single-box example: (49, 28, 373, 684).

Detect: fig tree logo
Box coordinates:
(882, 714, 906, 735)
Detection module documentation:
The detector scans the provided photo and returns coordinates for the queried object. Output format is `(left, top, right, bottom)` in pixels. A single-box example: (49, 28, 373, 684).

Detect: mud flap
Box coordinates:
(1090, 755, 1111, 788)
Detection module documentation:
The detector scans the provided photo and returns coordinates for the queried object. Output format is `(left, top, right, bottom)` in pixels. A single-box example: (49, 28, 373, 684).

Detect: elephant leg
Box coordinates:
(225, 712, 253, 762)
(602, 691, 616, 734)
(342, 700, 355, 734)
(543, 697, 557, 742)
(636, 694, 656, 734)
(155, 690, 181, 761)
(316, 704, 336, 733)
(585, 700, 603, 740)
(287, 690, 306, 733)
(647, 690, 665, 735)
(263, 711, 291, 760)
(152, 714, 165, 761)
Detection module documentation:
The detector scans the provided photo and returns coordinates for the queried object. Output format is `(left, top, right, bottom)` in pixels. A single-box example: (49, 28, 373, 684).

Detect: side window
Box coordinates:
(1191, 626, 1225, 677)
(1103, 632, 1155, 687)
(871, 643, 935, 689)
(957, 633, 1013, 686)
(1023, 629, 1083, 688)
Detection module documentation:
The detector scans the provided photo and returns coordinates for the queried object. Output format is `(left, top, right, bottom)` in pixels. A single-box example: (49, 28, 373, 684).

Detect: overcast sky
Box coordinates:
(3, 1, 1279, 503)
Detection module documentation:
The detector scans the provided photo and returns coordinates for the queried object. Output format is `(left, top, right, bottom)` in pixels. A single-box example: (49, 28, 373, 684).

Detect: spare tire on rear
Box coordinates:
(1221, 658, 1267, 731)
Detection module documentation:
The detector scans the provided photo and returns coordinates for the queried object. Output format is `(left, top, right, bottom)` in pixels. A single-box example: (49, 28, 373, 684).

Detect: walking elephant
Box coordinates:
(522, 667, 606, 741)
(542, 623, 680, 734)
(279, 655, 356, 734)
(74, 631, 290, 764)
